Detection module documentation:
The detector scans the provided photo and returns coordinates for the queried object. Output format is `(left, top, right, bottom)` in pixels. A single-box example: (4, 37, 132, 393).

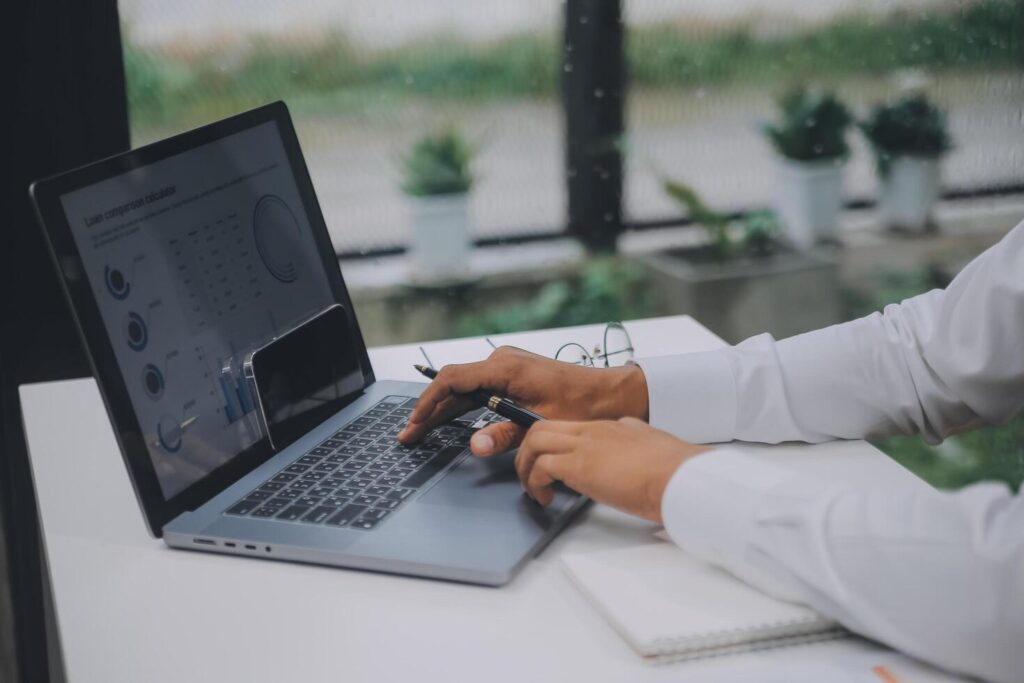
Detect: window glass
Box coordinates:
(120, 0, 566, 254)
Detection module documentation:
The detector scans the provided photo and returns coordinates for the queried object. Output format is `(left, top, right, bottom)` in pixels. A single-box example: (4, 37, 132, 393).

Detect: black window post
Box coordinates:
(562, 0, 626, 253)
(2, 1, 129, 681)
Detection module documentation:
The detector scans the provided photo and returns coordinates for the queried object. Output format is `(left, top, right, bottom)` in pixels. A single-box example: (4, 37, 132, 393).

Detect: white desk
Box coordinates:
(21, 315, 960, 682)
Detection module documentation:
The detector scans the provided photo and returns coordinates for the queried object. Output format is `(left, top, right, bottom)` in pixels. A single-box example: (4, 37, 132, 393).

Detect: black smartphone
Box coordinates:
(246, 304, 366, 450)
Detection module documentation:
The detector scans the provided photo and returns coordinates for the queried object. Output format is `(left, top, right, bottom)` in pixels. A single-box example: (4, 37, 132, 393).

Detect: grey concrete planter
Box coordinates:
(633, 242, 841, 344)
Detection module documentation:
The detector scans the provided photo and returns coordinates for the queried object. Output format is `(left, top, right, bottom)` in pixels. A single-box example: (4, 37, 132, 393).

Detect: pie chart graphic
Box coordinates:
(124, 312, 148, 351)
(253, 194, 303, 283)
(104, 265, 130, 300)
(142, 363, 164, 400)
(157, 414, 183, 453)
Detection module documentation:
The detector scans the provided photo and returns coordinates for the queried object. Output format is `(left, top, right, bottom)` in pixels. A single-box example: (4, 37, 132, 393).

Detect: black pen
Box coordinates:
(413, 364, 545, 427)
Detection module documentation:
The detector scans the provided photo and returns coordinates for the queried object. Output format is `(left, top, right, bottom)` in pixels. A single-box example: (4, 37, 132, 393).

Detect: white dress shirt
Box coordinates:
(641, 220, 1024, 683)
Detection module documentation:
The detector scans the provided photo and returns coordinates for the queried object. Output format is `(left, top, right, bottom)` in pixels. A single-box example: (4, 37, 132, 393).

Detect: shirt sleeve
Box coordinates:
(662, 448, 1024, 683)
(639, 219, 1024, 445)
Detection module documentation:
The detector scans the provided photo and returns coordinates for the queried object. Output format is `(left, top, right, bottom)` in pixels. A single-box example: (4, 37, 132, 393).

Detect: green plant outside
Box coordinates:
(122, 0, 1023, 131)
(402, 129, 475, 196)
(662, 179, 781, 260)
(762, 86, 854, 162)
(860, 93, 953, 177)
(455, 258, 652, 337)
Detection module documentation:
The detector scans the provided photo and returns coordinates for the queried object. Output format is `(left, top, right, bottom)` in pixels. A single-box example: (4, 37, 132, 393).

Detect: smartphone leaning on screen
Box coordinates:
(246, 304, 366, 451)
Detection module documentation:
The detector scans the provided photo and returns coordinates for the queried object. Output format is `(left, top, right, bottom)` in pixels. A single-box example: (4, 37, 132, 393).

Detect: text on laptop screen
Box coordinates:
(59, 121, 336, 498)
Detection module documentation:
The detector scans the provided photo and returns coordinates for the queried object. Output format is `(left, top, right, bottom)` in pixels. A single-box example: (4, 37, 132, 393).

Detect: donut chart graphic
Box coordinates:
(157, 414, 183, 453)
(104, 265, 130, 299)
(124, 312, 148, 351)
(142, 364, 164, 400)
(252, 194, 303, 283)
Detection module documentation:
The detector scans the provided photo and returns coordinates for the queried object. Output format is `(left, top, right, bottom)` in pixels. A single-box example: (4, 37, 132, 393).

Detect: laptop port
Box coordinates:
(244, 544, 257, 550)
(193, 538, 216, 546)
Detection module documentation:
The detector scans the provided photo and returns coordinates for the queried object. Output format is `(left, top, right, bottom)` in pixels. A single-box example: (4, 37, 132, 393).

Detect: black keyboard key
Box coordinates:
(325, 496, 352, 508)
(338, 445, 361, 455)
(326, 454, 348, 464)
(326, 504, 367, 527)
(364, 442, 388, 453)
(289, 480, 314, 490)
(271, 473, 296, 483)
(366, 409, 388, 418)
(349, 477, 376, 489)
(297, 496, 323, 507)
(309, 486, 335, 498)
(277, 489, 301, 499)
(310, 447, 333, 456)
(226, 500, 258, 516)
(246, 490, 272, 501)
(353, 417, 376, 426)
(262, 497, 289, 508)
(301, 471, 327, 481)
(258, 481, 285, 492)
(403, 446, 464, 489)
(366, 485, 391, 497)
(375, 498, 401, 510)
(379, 475, 405, 488)
(276, 505, 309, 521)
(380, 415, 403, 424)
(314, 462, 337, 473)
(340, 462, 366, 472)
(361, 508, 390, 521)
(364, 464, 391, 476)
(350, 438, 373, 448)
(386, 488, 414, 501)
(390, 466, 416, 478)
(251, 506, 278, 518)
(297, 455, 321, 465)
(355, 494, 379, 506)
(340, 424, 364, 435)
(338, 486, 363, 498)
(401, 398, 419, 408)
(285, 463, 310, 474)
(392, 408, 413, 418)
(301, 506, 336, 524)
(323, 476, 349, 489)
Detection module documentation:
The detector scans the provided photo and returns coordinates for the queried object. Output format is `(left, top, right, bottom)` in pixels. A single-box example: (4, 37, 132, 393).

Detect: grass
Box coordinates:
(123, 0, 1023, 130)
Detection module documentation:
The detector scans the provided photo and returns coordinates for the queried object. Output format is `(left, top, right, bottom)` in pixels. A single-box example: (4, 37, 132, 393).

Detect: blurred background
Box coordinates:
(118, 0, 1022, 489)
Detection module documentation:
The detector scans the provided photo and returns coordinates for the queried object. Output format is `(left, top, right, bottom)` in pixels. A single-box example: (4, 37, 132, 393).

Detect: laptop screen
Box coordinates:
(58, 120, 340, 499)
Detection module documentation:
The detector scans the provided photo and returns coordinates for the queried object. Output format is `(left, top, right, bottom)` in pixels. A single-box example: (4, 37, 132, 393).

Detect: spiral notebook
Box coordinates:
(562, 542, 846, 663)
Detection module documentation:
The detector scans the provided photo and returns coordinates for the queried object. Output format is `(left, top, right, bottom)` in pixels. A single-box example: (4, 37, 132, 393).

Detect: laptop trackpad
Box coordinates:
(418, 451, 523, 511)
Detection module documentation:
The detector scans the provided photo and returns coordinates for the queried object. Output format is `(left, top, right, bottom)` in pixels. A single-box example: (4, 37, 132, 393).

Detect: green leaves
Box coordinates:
(762, 86, 853, 162)
(860, 94, 952, 176)
(401, 129, 475, 197)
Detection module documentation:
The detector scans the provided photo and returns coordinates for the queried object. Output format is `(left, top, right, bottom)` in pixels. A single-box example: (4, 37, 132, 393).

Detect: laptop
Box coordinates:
(29, 101, 587, 586)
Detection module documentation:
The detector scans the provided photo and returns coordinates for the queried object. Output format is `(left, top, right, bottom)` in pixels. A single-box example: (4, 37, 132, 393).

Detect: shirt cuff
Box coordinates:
(637, 351, 737, 443)
(660, 447, 795, 568)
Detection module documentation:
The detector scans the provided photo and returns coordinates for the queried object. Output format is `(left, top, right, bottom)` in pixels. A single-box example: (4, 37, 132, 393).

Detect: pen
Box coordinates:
(413, 364, 545, 427)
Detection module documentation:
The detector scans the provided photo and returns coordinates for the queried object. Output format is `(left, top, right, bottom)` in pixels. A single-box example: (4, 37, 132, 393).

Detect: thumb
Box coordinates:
(470, 421, 527, 457)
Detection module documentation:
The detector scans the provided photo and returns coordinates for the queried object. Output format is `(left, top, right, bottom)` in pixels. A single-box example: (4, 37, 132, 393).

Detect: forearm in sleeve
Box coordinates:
(663, 450, 1024, 683)
(641, 219, 1024, 444)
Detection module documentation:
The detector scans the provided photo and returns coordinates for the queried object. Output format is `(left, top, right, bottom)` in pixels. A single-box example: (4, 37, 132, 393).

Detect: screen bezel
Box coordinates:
(29, 101, 375, 537)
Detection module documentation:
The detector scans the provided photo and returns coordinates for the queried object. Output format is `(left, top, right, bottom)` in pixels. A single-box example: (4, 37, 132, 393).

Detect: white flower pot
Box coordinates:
(406, 193, 471, 283)
(772, 158, 845, 250)
(878, 156, 941, 233)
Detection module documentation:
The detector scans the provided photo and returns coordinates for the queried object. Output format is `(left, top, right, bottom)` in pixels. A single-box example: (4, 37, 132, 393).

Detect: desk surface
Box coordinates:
(21, 316, 960, 682)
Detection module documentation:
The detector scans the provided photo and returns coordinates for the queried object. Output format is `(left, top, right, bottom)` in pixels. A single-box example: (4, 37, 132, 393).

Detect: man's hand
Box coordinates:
(513, 417, 709, 522)
(399, 346, 649, 455)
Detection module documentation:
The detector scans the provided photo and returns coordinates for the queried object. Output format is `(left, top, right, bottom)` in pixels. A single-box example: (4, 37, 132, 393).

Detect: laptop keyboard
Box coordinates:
(224, 396, 504, 531)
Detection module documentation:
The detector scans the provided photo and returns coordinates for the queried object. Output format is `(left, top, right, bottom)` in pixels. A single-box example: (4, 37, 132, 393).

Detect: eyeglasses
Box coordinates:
(551, 321, 635, 368)
(418, 321, 635, 371)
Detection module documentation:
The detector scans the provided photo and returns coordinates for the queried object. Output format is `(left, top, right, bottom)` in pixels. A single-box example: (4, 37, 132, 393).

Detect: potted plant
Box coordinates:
(762, 86, 853, 249)
(402, 128, 475, 282)
(861, 93, 952, 233)
(631, 180, 841, 343)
